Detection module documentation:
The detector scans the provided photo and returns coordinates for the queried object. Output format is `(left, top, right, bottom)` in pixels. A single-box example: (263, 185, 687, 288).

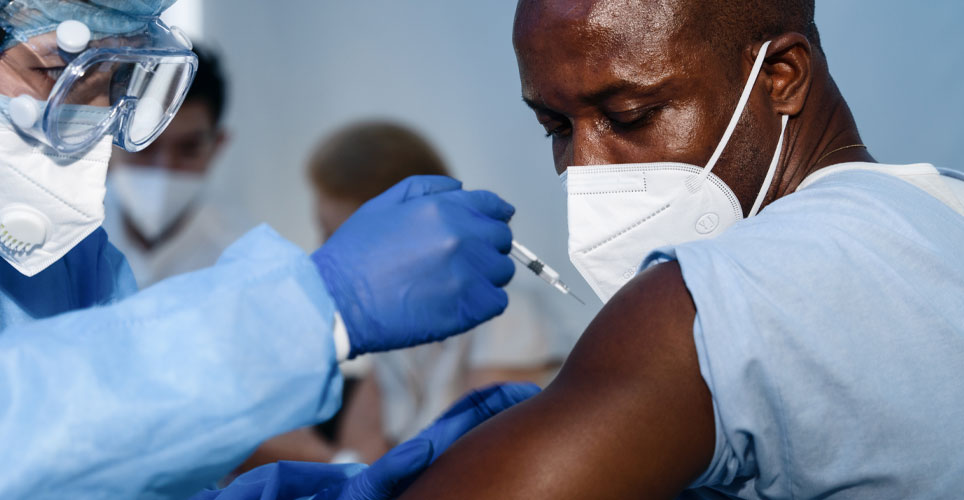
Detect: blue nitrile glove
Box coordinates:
(188, 460, 365, 500)
(337, 382, 541, 500)
(188, 383, 540, 500)
(311, 175, 516, 357)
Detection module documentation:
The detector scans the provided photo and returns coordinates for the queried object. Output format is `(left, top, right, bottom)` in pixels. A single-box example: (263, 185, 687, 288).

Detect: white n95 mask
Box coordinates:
(0, 127, 113, 277)
(564, 40, 788, 303)
(108, 163, 206, 241)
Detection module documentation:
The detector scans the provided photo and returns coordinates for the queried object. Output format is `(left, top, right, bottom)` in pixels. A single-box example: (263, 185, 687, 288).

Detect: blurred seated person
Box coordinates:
(234, 121, 571, 473)
(104, 45, 250, 288)
(308, 121, 572, 463)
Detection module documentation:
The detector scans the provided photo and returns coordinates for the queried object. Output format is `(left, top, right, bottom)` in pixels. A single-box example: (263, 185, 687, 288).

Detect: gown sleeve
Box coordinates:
(0, 224, 343, 500)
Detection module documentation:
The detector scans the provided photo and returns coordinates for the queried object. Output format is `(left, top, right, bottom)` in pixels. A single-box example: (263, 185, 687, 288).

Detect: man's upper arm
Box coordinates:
(399, 261, 716, 499)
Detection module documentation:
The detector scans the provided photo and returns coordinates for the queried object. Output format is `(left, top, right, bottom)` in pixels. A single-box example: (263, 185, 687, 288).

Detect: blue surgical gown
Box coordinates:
(0, 224, 343, 499)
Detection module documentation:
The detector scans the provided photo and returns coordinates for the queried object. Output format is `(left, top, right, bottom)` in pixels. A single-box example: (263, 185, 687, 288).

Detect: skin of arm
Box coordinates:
(399, 261, 715, 499)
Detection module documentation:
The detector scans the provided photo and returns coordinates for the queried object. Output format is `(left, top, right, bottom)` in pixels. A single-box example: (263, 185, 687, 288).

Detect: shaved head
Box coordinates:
(687, 0, 819, 52)
(515, 0, 819, 83)
(683, 0, 820, 81)
(515, 0, 818, 45)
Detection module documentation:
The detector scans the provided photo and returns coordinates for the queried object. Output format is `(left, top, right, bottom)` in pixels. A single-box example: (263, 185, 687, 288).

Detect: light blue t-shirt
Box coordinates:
(646, 165, 964, 498)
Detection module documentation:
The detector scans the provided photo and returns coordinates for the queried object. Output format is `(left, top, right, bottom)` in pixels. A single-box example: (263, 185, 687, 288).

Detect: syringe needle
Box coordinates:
(510, 240, 585, 305)
(549, 274, 587, 305)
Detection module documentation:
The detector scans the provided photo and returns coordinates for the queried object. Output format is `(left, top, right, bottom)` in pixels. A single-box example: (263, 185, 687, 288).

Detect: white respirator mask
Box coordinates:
(562, 40, 788, 303)
(0, 16, 196, 276)
(108, 163, 206, 241)
(0, 126, 112, 277)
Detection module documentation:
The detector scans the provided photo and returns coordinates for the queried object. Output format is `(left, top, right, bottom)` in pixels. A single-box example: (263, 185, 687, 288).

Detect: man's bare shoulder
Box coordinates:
(399, 262, 715, 500)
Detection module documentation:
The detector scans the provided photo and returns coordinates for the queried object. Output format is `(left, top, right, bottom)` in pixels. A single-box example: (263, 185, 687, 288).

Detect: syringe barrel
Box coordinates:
(536, 263, 561, 283)
(510, 240, 539, 263)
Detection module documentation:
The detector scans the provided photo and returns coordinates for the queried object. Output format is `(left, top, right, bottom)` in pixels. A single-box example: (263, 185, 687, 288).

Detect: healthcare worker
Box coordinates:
(0, 1, 519, 498)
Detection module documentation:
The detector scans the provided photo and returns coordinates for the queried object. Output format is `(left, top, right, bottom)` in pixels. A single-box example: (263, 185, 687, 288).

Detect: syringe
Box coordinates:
(510, 240, 585, 305)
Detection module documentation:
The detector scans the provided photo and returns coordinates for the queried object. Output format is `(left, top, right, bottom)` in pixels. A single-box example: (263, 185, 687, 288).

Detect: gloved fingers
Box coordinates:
(366, 175, 462, 207)
(194, 461, 368, 500)
(462, 279, 510, 326)
(338, 438, 434, 500)
(436, 382, 542, 422)
(434, 197, 512, 254)
(489, 252, 515, 288)
(465, 214, 513, 254)
(414, 279, 507, 339)
(460, 243, 515, 288)
(449, 189, 516, 222)
(415, 382, 541, 463)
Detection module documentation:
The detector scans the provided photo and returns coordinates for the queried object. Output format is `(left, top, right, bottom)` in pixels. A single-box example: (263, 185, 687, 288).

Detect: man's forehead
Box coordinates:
(515, 0, 693, 105)
(514, 0, 683, 46)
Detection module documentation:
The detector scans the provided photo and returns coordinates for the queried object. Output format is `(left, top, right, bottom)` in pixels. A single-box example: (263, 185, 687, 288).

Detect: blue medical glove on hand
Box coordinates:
(337, 382, 541, 500)
(312, 175, 516, 357)
(188, 383, 539, 500)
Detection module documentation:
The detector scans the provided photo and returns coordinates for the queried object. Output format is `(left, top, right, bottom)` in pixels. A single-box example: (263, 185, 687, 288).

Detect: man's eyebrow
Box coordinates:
(522, 96, 547, 112)
(521, 79, 673, 113)
(580, 80, 670, 106)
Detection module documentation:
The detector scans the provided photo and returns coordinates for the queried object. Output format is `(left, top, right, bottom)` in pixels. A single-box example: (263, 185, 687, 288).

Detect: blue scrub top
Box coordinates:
(0, 224, 343, 499)
(0, 228, 137, 324)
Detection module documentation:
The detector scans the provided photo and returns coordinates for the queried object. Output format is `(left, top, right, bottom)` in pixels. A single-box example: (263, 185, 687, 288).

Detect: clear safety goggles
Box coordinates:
(4, 17, 197, 154)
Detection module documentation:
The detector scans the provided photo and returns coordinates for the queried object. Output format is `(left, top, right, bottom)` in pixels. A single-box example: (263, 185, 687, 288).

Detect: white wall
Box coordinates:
(817, 0, 964, 169)
(191, 0, 964, 338)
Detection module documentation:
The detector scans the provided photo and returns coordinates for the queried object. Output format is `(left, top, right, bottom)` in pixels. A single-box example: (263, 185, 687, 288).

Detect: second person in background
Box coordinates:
(104, 45, 250, 288)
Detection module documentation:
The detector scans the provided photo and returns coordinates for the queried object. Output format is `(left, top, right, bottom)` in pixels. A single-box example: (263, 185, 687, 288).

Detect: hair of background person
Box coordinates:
(187, 44, 227, 127)
(308, 121, 450, 203)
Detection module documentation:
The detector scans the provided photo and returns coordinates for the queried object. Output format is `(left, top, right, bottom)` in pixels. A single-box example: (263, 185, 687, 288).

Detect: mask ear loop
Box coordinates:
(747, 113, 789, 216)
(686, 40, 772, 193)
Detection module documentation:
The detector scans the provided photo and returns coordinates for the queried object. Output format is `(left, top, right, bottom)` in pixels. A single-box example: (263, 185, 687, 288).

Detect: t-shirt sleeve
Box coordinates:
(643, 244, 768, 491)
(639, 182, 875, 492)
(641, 170, 964, 496)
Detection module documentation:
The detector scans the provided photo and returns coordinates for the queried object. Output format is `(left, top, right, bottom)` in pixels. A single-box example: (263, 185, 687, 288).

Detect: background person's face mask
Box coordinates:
(563, 40, 788, 303)
(108, 163, 207, 242)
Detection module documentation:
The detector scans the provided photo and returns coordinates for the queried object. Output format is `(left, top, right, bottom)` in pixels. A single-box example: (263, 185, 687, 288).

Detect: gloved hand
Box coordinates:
(337, 382, 541, 500)
(188, 383, 540, 500)
(312, 175, 516, 357)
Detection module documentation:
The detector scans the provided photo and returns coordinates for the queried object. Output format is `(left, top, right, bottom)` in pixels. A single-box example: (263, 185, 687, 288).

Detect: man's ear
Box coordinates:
(754, 32, 813, 117)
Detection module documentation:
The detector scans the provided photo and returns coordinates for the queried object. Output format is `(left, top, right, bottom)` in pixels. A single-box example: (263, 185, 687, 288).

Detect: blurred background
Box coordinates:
(158, 0, 964, 336)
(135, 0, 964, 471)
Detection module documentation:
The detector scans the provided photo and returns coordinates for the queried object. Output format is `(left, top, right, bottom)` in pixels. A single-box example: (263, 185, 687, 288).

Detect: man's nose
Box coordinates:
(570, 127, 611, 167)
